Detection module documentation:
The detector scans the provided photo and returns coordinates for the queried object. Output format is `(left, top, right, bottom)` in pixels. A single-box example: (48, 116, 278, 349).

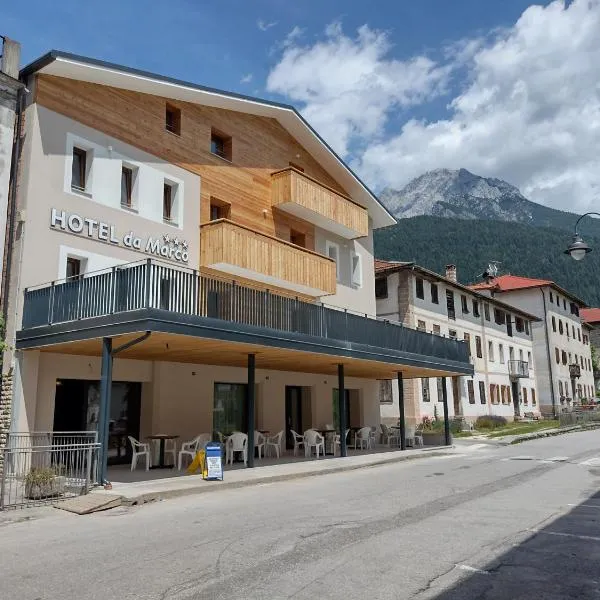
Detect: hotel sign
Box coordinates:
(50, 208, 189, 263)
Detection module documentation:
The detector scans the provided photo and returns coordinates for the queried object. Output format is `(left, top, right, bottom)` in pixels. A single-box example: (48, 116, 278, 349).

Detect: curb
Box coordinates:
(509, 423, 600, 445)
(117, 448, 453, 506)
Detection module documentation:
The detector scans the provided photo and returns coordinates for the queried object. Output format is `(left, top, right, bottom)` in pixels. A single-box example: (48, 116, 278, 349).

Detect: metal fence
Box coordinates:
(1, 432, 100, 510)
(22, 259, 469, 366)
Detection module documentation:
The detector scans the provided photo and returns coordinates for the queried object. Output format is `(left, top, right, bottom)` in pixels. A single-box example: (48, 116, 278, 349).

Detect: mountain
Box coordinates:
(380, 168, 600, 238)
(373, 216, 600, 307)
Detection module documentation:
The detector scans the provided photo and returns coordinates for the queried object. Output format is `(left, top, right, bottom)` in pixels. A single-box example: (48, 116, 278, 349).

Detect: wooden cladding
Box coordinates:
(200, 219, 336, 296)
(271, 168, 369, 239)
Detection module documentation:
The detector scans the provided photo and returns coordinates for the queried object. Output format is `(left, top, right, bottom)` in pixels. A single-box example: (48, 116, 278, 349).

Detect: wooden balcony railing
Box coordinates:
(271, 168, 369, 239)
(200, 219, 336, 296)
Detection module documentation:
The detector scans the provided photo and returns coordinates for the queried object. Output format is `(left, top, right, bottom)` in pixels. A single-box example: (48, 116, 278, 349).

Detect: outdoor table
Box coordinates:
(315, 429, 337, 455)
(147, 434, 179, 469)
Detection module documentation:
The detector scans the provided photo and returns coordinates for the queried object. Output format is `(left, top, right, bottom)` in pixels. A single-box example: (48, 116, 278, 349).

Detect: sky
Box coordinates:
(3, 0, 600, 213)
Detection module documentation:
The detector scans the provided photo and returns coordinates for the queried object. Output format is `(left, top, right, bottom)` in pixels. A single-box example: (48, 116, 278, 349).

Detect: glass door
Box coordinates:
(285, 386, 303, 449)
(213, 383, 248, 438)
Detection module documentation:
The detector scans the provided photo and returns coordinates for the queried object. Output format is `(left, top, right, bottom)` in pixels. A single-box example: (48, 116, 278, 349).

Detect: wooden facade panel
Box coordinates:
(272, 168, 369, 238)
(35, 75, 350, 242)
(200, 220, 336, 295)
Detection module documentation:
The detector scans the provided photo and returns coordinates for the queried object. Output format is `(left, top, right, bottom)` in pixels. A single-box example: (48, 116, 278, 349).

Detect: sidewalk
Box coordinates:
(92, 446, 454, 507)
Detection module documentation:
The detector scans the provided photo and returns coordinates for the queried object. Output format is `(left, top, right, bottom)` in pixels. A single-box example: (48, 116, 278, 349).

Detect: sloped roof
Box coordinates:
(20, 50, 395, 230)
(374, 259, 413, 274)
(581, 308, 600, 324)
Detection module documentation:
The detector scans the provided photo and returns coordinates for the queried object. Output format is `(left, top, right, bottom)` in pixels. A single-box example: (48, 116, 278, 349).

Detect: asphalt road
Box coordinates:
(2, 430, 600, 600)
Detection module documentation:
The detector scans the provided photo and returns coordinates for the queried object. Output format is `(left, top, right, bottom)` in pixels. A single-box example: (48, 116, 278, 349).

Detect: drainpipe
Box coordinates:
(539, 288, 557, 418)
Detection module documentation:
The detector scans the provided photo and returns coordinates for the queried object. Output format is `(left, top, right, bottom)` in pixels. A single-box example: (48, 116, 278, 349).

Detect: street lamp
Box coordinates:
(565, 212, 600, 260)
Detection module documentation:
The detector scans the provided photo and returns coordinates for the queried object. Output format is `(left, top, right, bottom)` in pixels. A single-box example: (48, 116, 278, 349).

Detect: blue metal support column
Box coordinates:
(441, 376, 451, 446)
(397, 372, 406, 450)
(98, 337, 113, 485)
(247, 353, 255, 468)
(338, 364, 347, 457)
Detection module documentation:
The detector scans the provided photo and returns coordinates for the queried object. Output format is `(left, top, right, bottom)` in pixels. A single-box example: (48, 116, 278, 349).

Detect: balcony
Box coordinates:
(19, 260, 472, 378)
(508, 360, 529, 379)
(271, 168, 369, 239)
(200, 219, 336, 297)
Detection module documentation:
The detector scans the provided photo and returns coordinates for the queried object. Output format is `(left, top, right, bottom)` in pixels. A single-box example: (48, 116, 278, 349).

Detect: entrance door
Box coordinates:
(285, 386, 303, 449)
(213, 383, 248, 438)
(452, 377, 461, 416)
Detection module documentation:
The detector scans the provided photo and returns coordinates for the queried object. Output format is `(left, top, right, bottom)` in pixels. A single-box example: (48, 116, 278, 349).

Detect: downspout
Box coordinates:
(539, 288, 557, 418)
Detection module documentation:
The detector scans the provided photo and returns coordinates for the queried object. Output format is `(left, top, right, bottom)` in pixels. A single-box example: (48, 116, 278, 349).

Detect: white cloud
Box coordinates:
(257, 19, 277, 31)
(240, 73, 253, 84)
(267, 1, 600, 214)
(266, 22, 451, 157)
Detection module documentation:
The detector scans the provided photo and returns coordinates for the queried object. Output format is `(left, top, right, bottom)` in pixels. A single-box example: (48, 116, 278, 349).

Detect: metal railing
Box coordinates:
(508, 360, 529, 379)
(22, 259, 469, 364)
(1, 432, 100, 510)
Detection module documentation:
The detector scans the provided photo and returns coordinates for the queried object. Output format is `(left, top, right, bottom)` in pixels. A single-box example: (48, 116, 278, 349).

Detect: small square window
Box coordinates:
(165, 103, 181, 135)
(417, 320, 427, 332)
(211, 129, 232, 161)
(433, 324, 440, 335)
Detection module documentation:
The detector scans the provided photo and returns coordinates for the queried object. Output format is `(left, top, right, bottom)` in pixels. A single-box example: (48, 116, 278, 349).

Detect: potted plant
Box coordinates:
(24, 467, 66, 500)
(420, 414, 452, 446)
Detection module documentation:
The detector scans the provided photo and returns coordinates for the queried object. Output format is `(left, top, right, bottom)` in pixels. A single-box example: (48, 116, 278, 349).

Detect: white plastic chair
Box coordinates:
(163, 437, 177, 466)
(178, 433, 211, 470)
(369, 426, 378, 448)
(265, 430, 284, 458)
(304, 429, 325, 458)
(290, 429, 305, 456)
(333, 429, 350, 456)
(353, 427, 371, 450)
(226, 432, 248, 465)
(381, 424, 400, 447)
(254, 431, 265, 460)
(128, 436, 151, 471)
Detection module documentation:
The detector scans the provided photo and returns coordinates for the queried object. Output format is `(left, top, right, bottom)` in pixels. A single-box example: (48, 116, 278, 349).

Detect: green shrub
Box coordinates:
(475, 415, 508, 430)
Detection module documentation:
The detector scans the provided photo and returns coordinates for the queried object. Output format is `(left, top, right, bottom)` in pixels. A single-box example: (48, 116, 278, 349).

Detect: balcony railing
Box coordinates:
(200, 219, 336, 297)
(21, 259, 469, 366)
(508, 360, 529, 379)
(271, 168, 369, 239)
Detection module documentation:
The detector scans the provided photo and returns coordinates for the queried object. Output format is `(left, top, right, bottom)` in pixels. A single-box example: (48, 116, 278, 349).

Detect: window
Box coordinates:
(71, 147, 87, 191)
(515, 317, 524, 333)
(509, 346, 515, 361)
(66, 257, 81, 280)
(484, 303, 490, 321)
(437, 378, 445, 402)
(326, 241, 340, 281)
(525, 321, 530, 335)
(375, 277, 388, 299)
(528, 352, 532, 368)
(165, 103, 181, 135)
(494, 308, 505, 325)
(572, 325, 576, 339)
(475, 336, 483, 358)
(449, 329, 457, 339)
(351, 252, 362, 288)
(563, 298, 567, 310)
(210, 197, 231, 221)
(552, 316, 556, 332)
(555, 347, 560, 364)
(430, 283, 439, 304)
(479, 381, 486, 404)
(446, 290, 456, 320)
(421, 378, 430, 402)
(489, 383, 497, 404)
(416, 277, 424, 299)
(467, 380, 475, 404)
(578, 328, 581, 342)
(289, 161, 304, 172)
(120, 166, 134, 209)
(499, 344, 505, 363)
(523, 387, 528, 405)
(584, 334, 589, 345)
(433, 324, 441, 335)
(163, 182, 176, 223)
(559, 381, 564, 396)
(461, 295, 469, 314)
(559, 320, 564, 335)
(210, 129, 232, 161)
(290, 229, 306, 248)
(550, 292, 554, 303)
(418, 320, 427, 332)
(562, 350, 567, 365)
(531, 388, 536, 405)
(473, 300, 480, 317)
(378, 380, 393, 404)
(488, 340, 495, 362)
(519, 349, 524, 362)
(464, 333, 471, 356)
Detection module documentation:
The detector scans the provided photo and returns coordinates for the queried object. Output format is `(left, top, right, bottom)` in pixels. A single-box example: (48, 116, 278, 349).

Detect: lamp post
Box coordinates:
(565, 212, 600, 260)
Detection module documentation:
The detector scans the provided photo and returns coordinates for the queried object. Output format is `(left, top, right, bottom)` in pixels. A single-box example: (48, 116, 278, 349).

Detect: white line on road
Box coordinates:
(456, 564, 490, 575)
(578, 458, 600, 466)
(540, 456, 570, 463)
(528, 529, 600, 542)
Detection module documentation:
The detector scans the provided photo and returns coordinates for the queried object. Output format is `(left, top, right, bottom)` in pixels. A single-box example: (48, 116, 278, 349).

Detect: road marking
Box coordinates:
(505, 456, 534, 461)
(540, 456, 569, 463)
(578, 458, 600, 467)
(528, 529, 600, 542)
(456, 564, 490, 575)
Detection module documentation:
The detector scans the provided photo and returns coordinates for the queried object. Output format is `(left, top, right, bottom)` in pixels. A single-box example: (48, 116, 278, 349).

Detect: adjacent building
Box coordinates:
(471, 275, 594, 416)
(1, 51, 471, 474)
(580, 308, 600, 396)
(375, 261, 539, 425)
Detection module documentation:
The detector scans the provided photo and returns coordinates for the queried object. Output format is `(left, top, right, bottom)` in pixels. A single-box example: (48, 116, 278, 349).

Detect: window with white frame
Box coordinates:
(71, 146, 92, 194)
(120, 163, 138, 210)
(499, 344, 505, 363)
(350, 252, 362, 288)
(163, 180, 179, 225)
(488, 340, 495, 361)
(326, 241, 340, 281)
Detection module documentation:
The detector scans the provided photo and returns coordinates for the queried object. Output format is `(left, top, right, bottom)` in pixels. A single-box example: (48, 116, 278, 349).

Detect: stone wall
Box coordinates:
(0, 368, 13, 476)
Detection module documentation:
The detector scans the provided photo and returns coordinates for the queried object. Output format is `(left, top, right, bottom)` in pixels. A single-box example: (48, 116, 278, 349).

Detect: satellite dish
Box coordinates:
(481, 261, 500, 281)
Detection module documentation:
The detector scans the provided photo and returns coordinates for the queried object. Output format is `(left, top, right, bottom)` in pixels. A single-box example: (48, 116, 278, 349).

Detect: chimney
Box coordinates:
(1, 37, 21, 79)
(445, 264, 457, 282)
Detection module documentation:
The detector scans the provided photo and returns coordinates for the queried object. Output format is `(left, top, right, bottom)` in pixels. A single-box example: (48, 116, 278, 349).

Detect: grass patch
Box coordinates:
(454, 431, 475, 438)
(487, 420, 559, 438)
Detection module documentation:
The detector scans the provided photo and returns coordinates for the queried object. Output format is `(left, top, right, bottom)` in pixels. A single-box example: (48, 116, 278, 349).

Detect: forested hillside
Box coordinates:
(374, 216, 600, 306)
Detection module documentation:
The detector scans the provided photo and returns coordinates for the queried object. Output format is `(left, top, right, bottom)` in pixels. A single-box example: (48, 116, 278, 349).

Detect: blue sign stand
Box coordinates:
(204, 442, 224, 481)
